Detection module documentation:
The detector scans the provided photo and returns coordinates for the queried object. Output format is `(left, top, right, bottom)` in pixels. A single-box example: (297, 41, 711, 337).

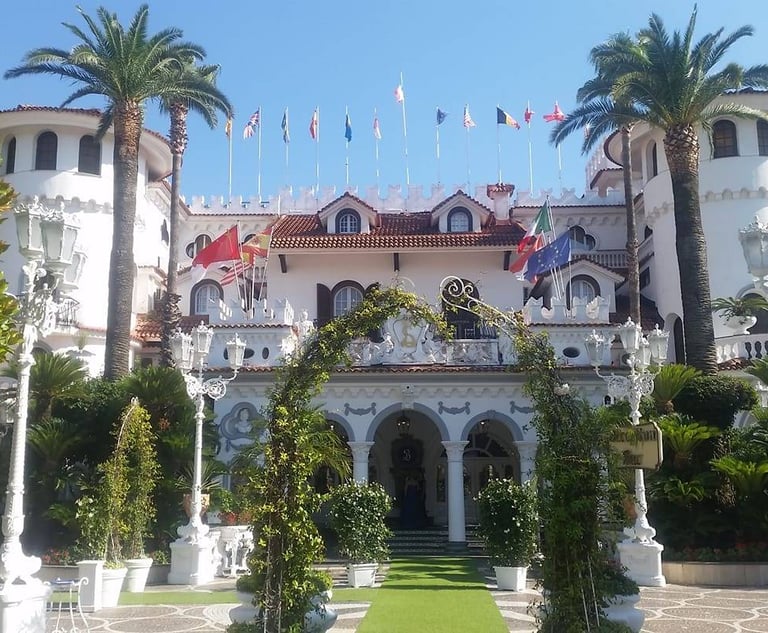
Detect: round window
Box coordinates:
(563, 346, 581, 359)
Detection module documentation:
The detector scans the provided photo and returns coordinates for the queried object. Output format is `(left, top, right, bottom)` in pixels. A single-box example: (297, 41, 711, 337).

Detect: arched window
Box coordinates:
(185, 234, 212, 258)
(649, 142, 658, 177)
(333, 284, 363, 317)
(336, 209, 361, 234)
(4, 137, 16, 174)
(78, 135, 101, 175)
(191, 281, 221, 316)
(567, 275, 599, 307)
(35, 131, 58, 170)
(441, 278, 481, 339)
(568, 226, 596, 251)
(758, 120, 768, 157)
(448, 207, 472, 232)
(713, 120, 738, 158)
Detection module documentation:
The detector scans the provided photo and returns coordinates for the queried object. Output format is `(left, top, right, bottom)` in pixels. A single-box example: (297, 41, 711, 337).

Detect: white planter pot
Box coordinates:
(230, 592, 258, 624)
(100, 567, 127, 608)
(724, 314, 757, 335)
(604, 593, 644, 633)
(123, 558, 153, 593)
(347, 563, 378, 588)
(494, 565, 527, 591)
(304, 590, 338, 633)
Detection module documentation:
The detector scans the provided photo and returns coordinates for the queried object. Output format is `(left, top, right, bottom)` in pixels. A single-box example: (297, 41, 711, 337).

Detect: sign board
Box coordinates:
(610, 421, 663, 470)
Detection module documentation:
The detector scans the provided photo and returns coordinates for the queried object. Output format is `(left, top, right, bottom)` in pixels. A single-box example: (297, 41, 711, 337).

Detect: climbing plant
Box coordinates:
(240, 285, 446, 633)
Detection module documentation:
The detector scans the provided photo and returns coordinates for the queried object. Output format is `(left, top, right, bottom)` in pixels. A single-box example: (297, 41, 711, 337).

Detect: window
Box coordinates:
(78, 135, 101, 175)
(333, 285, 363, 316)
(441, 278, 481, 338)
(758, 120, 768, 156)
(640, 268, 651, 289)
(185, 234, 212, 258)
(713, 120, 738, 158)
(448, 207, 472, 232)
(35, 131, 58, 170)
(649, 142, 658, 177)
(160, 220, 169, 245)
(568, 226, 596, 251)
(192, 282, 221, 316)
(567, 275, 599, 306)
(336, 209, 360, 234)
(4, 137, 16, 174)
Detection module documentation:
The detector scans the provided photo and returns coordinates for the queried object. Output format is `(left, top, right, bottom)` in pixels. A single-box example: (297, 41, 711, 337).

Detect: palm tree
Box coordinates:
(594, 9, 768, 373)
(4, 5, 220, 379)
(551, 32, 645, 323)
(160, 62, 233, 367)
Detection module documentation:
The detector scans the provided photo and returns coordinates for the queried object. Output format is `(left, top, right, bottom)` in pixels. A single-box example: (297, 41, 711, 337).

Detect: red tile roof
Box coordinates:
(270, 212, 523, 250)
(134, 314, 209, 342)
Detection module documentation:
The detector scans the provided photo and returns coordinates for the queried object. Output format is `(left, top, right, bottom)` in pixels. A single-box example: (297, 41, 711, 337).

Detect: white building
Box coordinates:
(1, 97, 766, 545)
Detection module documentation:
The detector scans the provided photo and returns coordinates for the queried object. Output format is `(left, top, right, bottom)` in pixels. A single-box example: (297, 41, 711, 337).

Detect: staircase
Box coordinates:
(387, 525, 485, 556)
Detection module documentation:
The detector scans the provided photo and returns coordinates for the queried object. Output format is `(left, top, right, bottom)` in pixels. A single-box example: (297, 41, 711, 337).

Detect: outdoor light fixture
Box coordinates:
(396, 414, 411, 435)
(739, 218, 768, 293)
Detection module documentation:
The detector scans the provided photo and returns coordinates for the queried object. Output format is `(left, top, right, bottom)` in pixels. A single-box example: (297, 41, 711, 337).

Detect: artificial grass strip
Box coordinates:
(119, 590, 240, 605)
(356, 557, 508, 633)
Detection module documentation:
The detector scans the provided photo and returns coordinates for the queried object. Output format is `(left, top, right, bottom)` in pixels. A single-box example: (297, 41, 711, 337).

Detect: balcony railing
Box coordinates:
(56, 297, 79, 328)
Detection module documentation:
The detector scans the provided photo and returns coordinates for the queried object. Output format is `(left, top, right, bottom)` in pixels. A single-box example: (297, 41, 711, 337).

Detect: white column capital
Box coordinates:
(515, 441, 537, 461)
(442, 441, 468, 462)
(347, 441, 374, 460)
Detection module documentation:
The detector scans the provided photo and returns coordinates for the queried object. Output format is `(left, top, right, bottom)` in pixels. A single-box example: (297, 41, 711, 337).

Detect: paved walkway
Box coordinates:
(46, 580, 768, 632)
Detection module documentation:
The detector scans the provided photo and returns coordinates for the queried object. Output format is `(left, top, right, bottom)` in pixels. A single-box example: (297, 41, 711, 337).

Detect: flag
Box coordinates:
(220, 257, 252, 287)
(394, 84, 404, 103)
(309, 109, 318, 140)
(509, 234, 544, 274)
(373, 115, 382, 140)
(524, 231, 572, 282)
(281, 108, 290, 143)
(524, 104, 534, 124)
(543, 102, 566, 123)
(224, 118, 232, 139)
(345, 112, 352, 142)
(243, 109, 260, 139)
(463, 105, 476, 128)
(497, 106, 520, 129)
(192, 225, 240, 268)
(436, 108, 447, 125)
(518, 201, 553, 253)
(242, 224, 273, 261)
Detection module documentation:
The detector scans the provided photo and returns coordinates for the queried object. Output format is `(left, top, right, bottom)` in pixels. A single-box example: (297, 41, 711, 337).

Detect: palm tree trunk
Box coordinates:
(104, 102, 142, 380)
(664, 124, 718, 374)
(160, 103, 188, 367)
(621, 126, 641, 324)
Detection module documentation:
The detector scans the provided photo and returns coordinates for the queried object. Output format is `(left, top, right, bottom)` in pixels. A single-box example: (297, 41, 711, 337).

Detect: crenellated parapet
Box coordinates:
(515, 188, 625, 208)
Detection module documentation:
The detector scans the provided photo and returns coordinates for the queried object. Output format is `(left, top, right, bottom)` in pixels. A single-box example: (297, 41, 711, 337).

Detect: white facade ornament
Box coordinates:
(739, 217, 768, 293)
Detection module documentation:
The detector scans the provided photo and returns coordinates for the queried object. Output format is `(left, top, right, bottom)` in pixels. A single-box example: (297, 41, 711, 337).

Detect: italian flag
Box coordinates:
(517, 201, 552, 254)
(509, 234, 544, 275)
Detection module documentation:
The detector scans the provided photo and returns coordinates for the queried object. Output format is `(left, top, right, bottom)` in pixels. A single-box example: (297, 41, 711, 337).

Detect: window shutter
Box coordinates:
(316, 284, 332, 327)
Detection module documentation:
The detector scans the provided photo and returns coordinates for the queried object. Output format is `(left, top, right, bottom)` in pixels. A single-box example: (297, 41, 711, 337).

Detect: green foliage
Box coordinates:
(673, 375, 758, 429)
(710, 456, 768, 497)
(658, 414, 721, 470)
(711, 296, 768, 319)
(476, 478, 538, 567)
(746, 358, 768, 388)
(651, 364, 701, 414)
(327, 481, 392, 564)
(0, 180, 21, 361)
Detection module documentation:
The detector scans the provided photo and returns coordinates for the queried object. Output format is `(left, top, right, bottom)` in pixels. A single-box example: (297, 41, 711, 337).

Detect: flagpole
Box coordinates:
(315, 106, 320, 200)
(257, 107, 263, 202)
(496, 110, 502, 184)
(400, 71, 410, 188)
(557, 143, 563, 193)
(436, 113, 441, 186)
(227, 122, 233, 204)
(374, 108, 380, 196)
(345, 105, 350, 188)
(527, 101, 534, 194)
(465, 114, 471, 192)
(283, 107, 290, 190)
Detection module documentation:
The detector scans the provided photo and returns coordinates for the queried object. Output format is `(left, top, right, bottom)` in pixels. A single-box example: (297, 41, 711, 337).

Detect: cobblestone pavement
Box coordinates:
(493, 584, 768, 632)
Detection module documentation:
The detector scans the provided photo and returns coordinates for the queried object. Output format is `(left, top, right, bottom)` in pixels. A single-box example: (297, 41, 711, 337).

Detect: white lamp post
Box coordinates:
(168, 323, 245, 585)
(739, 218, 768, 294)
(0, 202, 79, 632)
(585, 319, 669, 587)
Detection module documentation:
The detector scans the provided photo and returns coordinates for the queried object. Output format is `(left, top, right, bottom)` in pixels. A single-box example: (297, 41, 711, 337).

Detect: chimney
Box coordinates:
(486, 183, 515, 220)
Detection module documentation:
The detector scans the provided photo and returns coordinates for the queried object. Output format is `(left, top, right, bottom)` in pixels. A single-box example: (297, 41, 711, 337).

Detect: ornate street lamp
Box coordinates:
(0, 202, 79, 630)
(739, 218, 768, 293)
(585, 319, 669, 587)
(168, 323, 245, 585)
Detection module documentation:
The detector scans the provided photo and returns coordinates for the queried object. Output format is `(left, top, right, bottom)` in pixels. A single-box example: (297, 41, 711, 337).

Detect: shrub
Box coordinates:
(476, 478, 538, 567)
(327, 481, 392, 564)
(673, 375, 757, 429)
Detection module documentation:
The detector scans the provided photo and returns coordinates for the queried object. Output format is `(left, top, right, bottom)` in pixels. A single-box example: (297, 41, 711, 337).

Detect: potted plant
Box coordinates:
(327, 481, 392, 587)
(712, 295, 768, 334)
(476, 478, 538, 591)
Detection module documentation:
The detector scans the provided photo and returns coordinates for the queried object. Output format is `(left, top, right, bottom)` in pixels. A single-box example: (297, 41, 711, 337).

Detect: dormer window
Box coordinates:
(336, 209, 361, 234)
(448, 207, 472, 233)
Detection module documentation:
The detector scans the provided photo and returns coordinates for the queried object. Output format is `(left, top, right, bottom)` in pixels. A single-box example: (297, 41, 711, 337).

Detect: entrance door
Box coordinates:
(461, 430, 518, 523)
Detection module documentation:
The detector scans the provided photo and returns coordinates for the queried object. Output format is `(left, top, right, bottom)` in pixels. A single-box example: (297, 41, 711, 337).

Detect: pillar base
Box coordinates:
(168, 536, 218, 586)
(0, 580, 51, 633)
(617, 539, 666, 587)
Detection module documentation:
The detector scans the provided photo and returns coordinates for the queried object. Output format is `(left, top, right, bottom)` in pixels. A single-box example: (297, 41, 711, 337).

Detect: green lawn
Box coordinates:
(355, 557, 508, 633)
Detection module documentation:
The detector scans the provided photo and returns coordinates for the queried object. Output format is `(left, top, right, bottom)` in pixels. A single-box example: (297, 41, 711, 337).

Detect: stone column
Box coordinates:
(442, 441, 468, 544)
(516, 441, 537, 483)
(348, 442, 374, 483)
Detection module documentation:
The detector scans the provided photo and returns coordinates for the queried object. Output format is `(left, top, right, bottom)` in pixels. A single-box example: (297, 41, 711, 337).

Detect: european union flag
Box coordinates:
(524, 232, 572, 282)
(436, 108, 447, 125)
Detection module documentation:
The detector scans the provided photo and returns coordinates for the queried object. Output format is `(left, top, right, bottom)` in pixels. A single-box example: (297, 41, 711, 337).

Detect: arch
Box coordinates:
(185, 234, 212, 259)
(366, 402, 450, 442)
(331, 280, 364, 317)
(322, 411, 355, 442)
(447, 207, 472, 232)
(568, 225, 596, 251)
(4, 137, 16, 174)
(566, 274, 600, 308)
(78, 135, 101, 175)
(335, 208, 361, 234)
(190, 279, 222, 316)
(713, 119, 738, 158)
(35, 131, 58, 170)
(459, 410, 524, 442)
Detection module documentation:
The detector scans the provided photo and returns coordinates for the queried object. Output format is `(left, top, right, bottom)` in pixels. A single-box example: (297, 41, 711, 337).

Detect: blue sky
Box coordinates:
(3, 1, 768, 203)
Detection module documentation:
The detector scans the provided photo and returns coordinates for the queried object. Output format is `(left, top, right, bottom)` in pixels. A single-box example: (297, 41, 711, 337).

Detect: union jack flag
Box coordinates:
(243, 109, 261, 139)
